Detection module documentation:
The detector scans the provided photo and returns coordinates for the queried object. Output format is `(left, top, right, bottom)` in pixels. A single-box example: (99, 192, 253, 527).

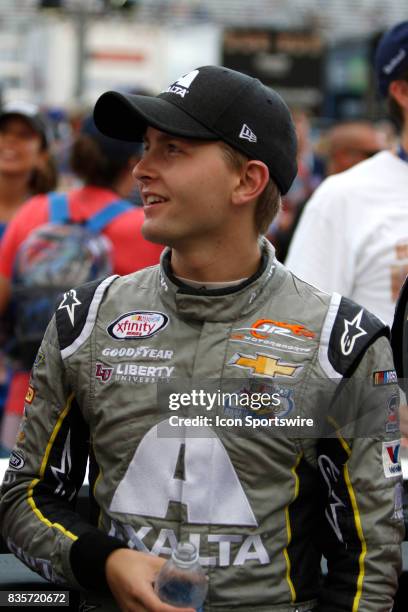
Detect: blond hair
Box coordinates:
(219, 142, 281, 235)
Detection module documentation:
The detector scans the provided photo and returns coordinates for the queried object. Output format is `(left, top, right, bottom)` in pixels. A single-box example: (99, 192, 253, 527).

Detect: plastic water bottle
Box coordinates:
(155, 542, 208, 610)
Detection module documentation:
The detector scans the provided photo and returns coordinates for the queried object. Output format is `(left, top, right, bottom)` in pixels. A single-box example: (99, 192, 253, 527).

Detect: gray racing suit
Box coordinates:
(0, 239, 404, 611)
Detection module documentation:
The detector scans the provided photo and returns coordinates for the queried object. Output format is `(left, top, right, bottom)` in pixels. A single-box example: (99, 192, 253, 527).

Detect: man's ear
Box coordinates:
(232, 160, 270, 206)
(389, 79, 408, 110)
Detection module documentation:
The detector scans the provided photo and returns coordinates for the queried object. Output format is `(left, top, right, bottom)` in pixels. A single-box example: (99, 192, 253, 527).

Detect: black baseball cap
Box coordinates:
(375, 21, 408, 97)
(0, 101, 52, 148)
(93, 65, 297, 194)
(80, 115, 142, 162)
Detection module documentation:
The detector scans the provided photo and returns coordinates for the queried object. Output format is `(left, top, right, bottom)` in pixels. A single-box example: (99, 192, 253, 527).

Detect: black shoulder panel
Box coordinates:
(328, 296, 389, 377)
(55, 278, 103, 351)
(391, 275, 408, 379)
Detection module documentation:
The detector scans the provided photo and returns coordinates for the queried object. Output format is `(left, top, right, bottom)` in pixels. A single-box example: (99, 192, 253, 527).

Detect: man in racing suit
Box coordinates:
(0, 66, 404, 612)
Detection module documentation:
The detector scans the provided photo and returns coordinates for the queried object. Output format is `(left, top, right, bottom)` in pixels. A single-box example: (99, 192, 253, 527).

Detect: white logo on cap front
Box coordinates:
(239, 124, 257, 143)
(165, 70, 199, 98)
(383, 48, 406, 75)
(175, 70, 199, 88)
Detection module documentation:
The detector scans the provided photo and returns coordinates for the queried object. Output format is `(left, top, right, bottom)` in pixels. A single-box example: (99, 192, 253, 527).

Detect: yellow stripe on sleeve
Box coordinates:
(26, 393, 78, 541)
(283, 452, 303, 602)
(335, 430, 366, 612)
(344, 463, 366, 612)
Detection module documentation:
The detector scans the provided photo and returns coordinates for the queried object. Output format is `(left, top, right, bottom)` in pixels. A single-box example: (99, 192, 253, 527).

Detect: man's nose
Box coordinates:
(132, 151, 157, 184)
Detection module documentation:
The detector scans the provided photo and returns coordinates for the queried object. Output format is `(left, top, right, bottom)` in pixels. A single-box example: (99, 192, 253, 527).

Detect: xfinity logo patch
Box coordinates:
(107, 311, 169, 340)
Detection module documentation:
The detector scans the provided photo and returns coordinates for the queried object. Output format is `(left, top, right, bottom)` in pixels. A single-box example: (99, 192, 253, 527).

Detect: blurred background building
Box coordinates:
(0, 0, 406, 122)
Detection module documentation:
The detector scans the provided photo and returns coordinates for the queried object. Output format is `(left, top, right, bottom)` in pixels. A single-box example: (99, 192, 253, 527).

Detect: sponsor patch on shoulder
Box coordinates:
(107, 311, 169, 340)
(25, 385, 35, 404)
(9, 450, 25, 470)
(386, 394, 399, 434)
(393, 482, 404, 521)
(325, 296, 386, 377)
(229, 352, 301, 379)
(33, 351, 45, 368)
(382, 440, 402, 478)
(57, 288, 81, 326)
(373, 369, 398, 386)
(340, 309, 367, 356)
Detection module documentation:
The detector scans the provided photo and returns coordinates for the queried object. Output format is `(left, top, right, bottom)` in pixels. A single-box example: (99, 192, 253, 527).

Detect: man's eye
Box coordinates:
(168, 143, 181, 153)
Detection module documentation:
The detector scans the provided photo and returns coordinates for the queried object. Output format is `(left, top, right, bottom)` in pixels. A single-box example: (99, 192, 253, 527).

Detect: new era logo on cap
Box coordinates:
(239, 124, 257, 143)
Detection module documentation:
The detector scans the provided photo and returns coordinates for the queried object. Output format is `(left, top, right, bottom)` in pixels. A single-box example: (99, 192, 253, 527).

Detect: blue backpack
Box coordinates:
(10, 192, 132, 367)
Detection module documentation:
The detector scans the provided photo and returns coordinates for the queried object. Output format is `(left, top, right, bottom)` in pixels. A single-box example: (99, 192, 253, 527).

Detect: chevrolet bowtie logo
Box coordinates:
(229, 352, 300, 378)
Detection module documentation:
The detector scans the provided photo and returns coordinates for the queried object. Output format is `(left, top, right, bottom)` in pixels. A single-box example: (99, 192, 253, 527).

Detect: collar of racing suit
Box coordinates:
(157, 237, 288, 322)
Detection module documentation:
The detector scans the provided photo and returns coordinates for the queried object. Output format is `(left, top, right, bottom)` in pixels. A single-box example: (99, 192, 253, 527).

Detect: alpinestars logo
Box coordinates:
(165, 70, 199, 98)
(239, 124, 257, 143)
(318, 455, 345, 543)
(340, 309, 367, 356)
(51, 430, 75, 500)
(58, 289, 81, 326)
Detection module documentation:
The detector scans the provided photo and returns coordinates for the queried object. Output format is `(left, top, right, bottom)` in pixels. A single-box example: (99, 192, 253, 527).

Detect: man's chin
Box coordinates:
(141, 224, 169, 246)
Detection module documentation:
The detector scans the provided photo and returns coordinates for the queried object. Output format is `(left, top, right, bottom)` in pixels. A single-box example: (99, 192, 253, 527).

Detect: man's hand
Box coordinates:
(105, 548, 195, 612)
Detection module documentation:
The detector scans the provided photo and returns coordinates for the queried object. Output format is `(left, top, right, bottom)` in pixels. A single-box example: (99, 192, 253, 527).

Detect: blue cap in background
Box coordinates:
(375, 21, 408, 97)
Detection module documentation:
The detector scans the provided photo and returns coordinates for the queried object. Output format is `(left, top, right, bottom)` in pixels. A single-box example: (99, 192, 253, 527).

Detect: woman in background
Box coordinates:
(0, 115, 162, 454)
(0, 101, 57, 437)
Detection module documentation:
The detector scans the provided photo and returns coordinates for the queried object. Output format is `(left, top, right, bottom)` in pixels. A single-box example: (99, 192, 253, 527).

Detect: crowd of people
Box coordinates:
(0, 19, 407, 612)
(0, 107, 164, 455)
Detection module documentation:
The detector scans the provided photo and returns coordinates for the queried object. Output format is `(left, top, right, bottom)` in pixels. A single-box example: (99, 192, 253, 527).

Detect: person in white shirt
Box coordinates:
(286, 21, 408, 327)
